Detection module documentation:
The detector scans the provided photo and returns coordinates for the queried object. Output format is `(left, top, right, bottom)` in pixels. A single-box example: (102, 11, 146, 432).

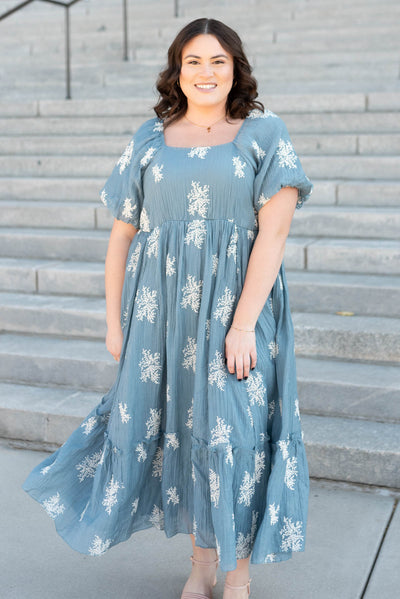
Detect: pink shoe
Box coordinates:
(180, 554, 219, 599)
(224, 577, 252, 597)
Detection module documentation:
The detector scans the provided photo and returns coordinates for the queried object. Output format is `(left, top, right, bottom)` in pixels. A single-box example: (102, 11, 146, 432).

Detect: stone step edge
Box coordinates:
(0, 92, 399, 116)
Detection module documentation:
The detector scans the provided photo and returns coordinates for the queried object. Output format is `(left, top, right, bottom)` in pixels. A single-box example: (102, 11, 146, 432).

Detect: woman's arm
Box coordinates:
(225, 186, 298, 379)
(105, 218, 138, 361)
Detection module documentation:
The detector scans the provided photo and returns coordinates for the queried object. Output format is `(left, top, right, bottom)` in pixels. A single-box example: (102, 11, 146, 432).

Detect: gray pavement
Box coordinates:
(0, 440, 399, 599)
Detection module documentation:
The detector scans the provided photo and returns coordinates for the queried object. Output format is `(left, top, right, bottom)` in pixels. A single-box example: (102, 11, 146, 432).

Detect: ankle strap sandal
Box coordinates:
(224, 577, 252, 596)
(180, 555, 219, 599)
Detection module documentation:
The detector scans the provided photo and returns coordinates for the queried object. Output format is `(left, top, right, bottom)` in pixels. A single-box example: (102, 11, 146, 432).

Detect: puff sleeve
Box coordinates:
(253, 116, 313, 214)
(99, 127, 147, 230)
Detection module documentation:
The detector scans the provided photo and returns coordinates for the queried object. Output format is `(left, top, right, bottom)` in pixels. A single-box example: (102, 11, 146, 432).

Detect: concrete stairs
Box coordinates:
(0, 0, 399, 489)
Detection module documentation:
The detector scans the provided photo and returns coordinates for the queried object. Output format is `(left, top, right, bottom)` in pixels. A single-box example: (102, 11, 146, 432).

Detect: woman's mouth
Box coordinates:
(194, 83, 217, 92)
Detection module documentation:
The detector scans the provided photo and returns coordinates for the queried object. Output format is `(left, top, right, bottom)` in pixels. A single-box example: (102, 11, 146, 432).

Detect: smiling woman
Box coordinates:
(21, 16, 313, 599)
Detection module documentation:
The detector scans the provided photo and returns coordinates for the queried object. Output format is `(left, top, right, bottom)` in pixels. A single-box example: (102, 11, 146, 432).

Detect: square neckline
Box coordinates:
(161, 116, 248, 149)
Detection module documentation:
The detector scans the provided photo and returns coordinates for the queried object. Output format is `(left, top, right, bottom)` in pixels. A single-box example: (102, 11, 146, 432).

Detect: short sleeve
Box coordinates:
(99, 133, 143, 229)
(253, 117, 313, 213)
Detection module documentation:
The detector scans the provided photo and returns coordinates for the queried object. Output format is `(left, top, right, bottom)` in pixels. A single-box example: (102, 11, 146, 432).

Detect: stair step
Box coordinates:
(2, 133, 400, 156)
(287, 271, 400, 317)
(293, 312, 400, 363)
(0, 333, 116, 391)
(1, 228, 398, 274)
(0, 291, 106, 339)
(296, 357, 400, 423)
(2, 260, 399, 317)
(2, 201, 399, 240)
(2, 110, 400, 135)
(301, 414, 400, 488)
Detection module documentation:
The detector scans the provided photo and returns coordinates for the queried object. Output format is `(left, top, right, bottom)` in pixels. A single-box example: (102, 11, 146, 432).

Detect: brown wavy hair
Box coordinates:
(153, 18, 264, 127)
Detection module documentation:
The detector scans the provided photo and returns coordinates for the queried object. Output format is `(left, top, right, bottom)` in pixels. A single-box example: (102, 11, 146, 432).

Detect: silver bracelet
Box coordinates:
(231, 324, 255, 332)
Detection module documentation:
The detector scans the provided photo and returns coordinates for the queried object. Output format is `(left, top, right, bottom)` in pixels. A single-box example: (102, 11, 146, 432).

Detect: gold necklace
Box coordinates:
(184, 114, 227, 133)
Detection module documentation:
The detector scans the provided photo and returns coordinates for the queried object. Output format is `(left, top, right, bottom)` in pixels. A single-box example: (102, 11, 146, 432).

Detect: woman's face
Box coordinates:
(179, 34, 235, 111)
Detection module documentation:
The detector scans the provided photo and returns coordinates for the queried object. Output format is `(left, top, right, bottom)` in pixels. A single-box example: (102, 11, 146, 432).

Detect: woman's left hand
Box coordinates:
(225, 326, 257, 380)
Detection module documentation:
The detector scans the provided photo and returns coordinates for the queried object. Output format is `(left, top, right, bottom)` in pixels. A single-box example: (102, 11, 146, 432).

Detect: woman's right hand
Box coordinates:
(106, 323, 124, 362)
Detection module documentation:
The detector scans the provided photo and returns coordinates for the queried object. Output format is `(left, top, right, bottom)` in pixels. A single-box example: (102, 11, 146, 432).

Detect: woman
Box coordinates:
(22, 17, 313, 599)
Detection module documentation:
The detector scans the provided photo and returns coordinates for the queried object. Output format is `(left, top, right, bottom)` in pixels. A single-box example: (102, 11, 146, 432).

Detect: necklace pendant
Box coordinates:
(207, 126, 211, 133)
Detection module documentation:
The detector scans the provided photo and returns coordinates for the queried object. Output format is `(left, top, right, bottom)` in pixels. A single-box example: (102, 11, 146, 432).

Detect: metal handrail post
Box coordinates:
(65, 4, 71, 99)
(123, 0, 128, 61)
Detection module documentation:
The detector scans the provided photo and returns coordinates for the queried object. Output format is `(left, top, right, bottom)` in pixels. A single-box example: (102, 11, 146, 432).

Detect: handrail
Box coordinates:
(0, 0, 131, 100)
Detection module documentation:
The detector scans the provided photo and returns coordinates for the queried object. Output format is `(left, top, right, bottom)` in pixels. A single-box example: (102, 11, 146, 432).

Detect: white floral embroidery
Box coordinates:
(226, 225, 238, 262)
(166, 384, 171, 403)
(276, 139, 297, 169)
(205, 318, 211, 341)
(139, 348, 162, 384)
(81, 416, 97, 435)
(89, 535, 111, 556)
(127, 243, 141, 277)
(186, 399, 194, 429)
(209, 468, 220, 507)
(184, 219, 207, 249)
(188, 146, 211, 159)
(280, 517, 304, 552)
(131, 497, 139, 514)
(211, 253, 219, 275)
(247, 229, 255, 241)
(100, 189, 107, 206)
(193, 516, 198, 536)
(152, 163, 164, 182)
(165, 433, 180, 450)
(166, 486, 180, 505)
(268, 503, 280, 525)
(187, 180, 210, 217)
(254, 450, 266, 483)
(166, 253, 176, 276)
(247, 108, 278, 119)
(102, 475, 124, 515)
(246, 405, 254, 427)
(225, 443, 233, 467)
(146, 226, 160, 258)
(294, 398, 301, 419)
(278, 435, 290, 460)
(258, 193, 271, 210)
(264, 553, 277, 563)
(149, 504, 164, 529)
(213, 286, 236, 326)
(232, 156, 246, 178)
(236, 510, 258, 559)
(238, 471, 255, 507)
(268, 340, 279, 359)
(76, 449, 103, 482)
(268, 396, 276, 421)
(140, 207, 150, 232)
(252, 140, 266, 160)
(136, 442, 147, 462)
(284, 456, 298, 490)
(152, 446, 163, 478)
(122, 198, 136, 220)
(140, 146, 156, 167)
(118, 402, 131, 423)
(208, 350, 228, 391)
(181, 273, 203, 313)
(210, 416, 233, 446)
(117, 139, 134, 174)
(135, 285, 158, 323)
(145, 407, 162, 439)
(246, 371, 266, 407)
(42, 492, 65, 519)
(182, 336, 197, 372)
(153, 119, 164, 132)
(40, 462, 55, 475)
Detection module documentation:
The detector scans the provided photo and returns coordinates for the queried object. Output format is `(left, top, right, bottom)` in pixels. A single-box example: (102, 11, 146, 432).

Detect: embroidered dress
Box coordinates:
(22, 109, 313, 570)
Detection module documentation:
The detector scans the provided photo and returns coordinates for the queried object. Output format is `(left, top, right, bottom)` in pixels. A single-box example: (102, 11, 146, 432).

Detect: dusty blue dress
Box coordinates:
(22, 108, 313, 571)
